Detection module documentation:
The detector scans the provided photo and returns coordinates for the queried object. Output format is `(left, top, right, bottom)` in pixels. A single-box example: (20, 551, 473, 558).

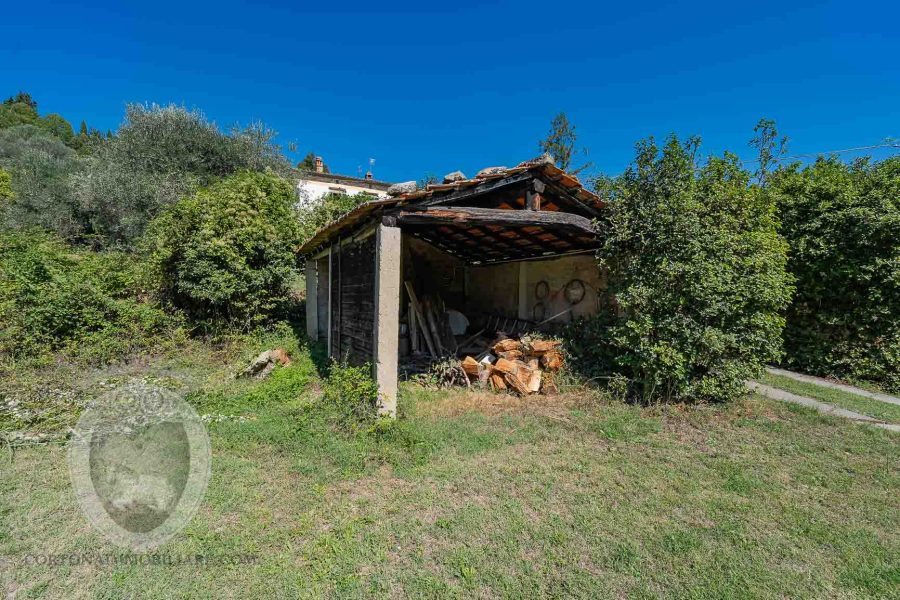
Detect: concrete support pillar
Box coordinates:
(373, 224, 401, 417)
(305, 261, 318, 341)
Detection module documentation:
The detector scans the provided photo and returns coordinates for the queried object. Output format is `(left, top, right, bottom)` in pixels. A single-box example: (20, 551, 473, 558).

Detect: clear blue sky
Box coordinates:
(2, 0, 898, 182)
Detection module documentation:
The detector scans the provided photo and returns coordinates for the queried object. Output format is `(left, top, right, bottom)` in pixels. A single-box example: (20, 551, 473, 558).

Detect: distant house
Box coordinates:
(296, 156, 392, 204)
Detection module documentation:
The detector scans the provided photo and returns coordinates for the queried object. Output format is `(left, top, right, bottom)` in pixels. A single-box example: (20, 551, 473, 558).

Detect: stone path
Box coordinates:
(766, 367, 900, 407)
(748, 381, 900, 433)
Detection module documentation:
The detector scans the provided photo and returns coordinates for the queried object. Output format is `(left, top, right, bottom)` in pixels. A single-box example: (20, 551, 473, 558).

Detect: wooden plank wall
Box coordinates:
(329, 236, 376, 365)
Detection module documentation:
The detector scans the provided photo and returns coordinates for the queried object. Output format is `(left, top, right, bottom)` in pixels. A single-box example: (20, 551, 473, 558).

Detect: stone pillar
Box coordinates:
(373, 224, 401, 417)
(305, 261, 318, 341)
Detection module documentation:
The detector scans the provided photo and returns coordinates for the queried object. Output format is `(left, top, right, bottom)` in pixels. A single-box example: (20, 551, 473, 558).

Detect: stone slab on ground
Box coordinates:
(748, 381, 900, 433)
(766, 367, 900, 407)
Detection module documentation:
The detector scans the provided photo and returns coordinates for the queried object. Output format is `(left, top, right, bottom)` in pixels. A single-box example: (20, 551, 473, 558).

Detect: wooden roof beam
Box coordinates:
(384, 206, 597, 237)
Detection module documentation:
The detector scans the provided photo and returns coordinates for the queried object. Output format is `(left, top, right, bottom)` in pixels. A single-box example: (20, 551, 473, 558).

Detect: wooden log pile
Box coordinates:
(460, 337, 564, 396)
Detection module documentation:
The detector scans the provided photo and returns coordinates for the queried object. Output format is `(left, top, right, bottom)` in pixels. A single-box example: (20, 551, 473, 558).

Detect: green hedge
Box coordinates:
(771, 156, 900, 392)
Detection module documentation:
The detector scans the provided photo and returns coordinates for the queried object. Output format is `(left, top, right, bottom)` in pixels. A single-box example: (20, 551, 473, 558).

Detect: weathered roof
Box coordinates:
(393, 156, 602, 210)
(295, 170, 393, 191)
(298, 155, 604, 257)
(299, 196, 404, 255)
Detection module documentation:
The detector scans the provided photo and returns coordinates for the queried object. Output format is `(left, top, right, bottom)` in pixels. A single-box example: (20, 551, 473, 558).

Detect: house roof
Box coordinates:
(295, 170, 393, 191)
(298, 155, 605, 262)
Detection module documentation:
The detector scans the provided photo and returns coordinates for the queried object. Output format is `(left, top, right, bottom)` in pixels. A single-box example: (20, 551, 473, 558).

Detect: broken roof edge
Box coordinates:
(298, 196, 405, 255)
(297, 154, 605, 256)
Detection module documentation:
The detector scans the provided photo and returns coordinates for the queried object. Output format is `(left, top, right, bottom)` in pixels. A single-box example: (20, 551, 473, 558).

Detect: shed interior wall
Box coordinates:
(401, 235, 606, 332)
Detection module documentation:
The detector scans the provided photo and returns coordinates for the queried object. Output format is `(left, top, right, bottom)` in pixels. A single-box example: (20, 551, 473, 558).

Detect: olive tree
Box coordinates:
(0, 125, 85, 238)
(74, 104, 290, 246)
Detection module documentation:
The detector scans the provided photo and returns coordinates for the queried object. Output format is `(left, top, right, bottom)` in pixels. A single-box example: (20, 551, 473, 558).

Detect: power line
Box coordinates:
(742, 141, 900, 164)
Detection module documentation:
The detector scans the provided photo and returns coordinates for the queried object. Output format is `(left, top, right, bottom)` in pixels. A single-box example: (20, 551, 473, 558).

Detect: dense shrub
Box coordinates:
(144, 170, 302, 328)
(0, 125, 85, 238)
(584, 136, 792, 403)
(73, 104, 290, 246)
(0, 229, 181, 362)
(322, 362, 379, 428)
(771, 156, 900, 391)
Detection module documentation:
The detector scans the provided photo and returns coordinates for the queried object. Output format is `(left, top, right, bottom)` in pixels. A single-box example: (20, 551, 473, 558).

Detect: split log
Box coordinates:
(497, 350, 524, 361)
(493, 339, 521, 353)
(493, 358, 518, 375)
(541, 350, 564, 371)
(530, 340, 562, 355)
(527, 369, 542, 393)
(461, 356, 480, 378)
(478, 367, 492, 389)
(503, 371, 530, 395)
(527, 358, 540, 370)
(490, 373, 507, 391)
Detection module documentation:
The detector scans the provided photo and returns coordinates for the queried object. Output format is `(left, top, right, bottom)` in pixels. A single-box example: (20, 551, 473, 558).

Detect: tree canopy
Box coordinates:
(73, 104, 291, 246)
(570, 135, 792, 403)
(538, 112, 593, 175)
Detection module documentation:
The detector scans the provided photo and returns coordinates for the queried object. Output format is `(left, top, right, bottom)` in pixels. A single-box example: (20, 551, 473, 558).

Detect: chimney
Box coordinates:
(365, 170, 373, 180)
(315, 156, 324, 173)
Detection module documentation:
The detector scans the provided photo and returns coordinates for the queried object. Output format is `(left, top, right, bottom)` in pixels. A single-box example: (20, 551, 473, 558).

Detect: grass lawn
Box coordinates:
(758, 371, 900, 424)
(2, 338, 899, 599)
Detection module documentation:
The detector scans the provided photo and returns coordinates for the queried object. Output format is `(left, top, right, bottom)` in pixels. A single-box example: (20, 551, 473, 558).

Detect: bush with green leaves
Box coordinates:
(585, 136, 792, 403)
(771, 156, 900, 391)
(144, 170, 302, 328)
(73, 104, 291, 246)
(0, 229, 182, 363)
(322, 362, 380, 428)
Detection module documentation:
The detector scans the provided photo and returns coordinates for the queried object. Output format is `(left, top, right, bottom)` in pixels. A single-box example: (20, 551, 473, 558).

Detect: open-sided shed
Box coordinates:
(299, 155, 606, 416)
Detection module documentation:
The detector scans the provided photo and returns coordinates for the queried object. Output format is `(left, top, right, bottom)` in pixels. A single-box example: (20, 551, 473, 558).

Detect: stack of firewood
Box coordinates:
(460, 337, 564, 396)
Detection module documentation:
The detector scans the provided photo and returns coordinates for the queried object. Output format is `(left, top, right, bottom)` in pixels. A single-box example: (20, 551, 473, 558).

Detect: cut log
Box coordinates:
(541, 350, 564, 370)
(493, 357, 518, 375)
(503, 371, 530, 395)
(530, 340, 562, 355)
(497, 350, 524, 361)
(527, 369, 542, 393)
(490, 373, 507, 391)
(478, 367, 491, 389)
(461, 356, 480, 378)
(492, 339, 521, 353)
(527, 358, 540, 370)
